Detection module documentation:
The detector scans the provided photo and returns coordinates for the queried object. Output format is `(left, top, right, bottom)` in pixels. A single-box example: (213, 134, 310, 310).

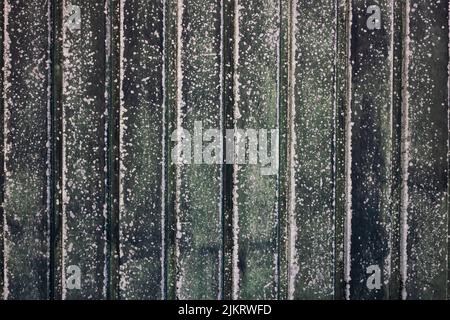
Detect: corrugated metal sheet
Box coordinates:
(0, 0, 448, 300)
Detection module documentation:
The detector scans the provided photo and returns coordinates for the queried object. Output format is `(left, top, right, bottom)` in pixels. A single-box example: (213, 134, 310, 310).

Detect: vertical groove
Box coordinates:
(333, 0, 347, 300)
(107, 0, 122, 300)
(49, 0, 57, 300)
(448, 0, 450, 300)
(165, 0, 178, 300)
(110, 0, 120, 300)
(343, 0, 352, 301)
(332, 0, 339, 296)
(222, 0, 234, 301)
(400, 0, 410, 301)
(104, 0, 112, 299)
(105, 0, 121, 300)
(60, 0, 68, 299)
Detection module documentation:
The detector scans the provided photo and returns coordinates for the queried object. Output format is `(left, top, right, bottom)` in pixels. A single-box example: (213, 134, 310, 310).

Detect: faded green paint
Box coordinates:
(222, 0, 236, 301)
(0, 0, 449, 301)
(349, 0, 394, 300)
(0, 0, 4, 297)
(232, 0, 280, 300)
(119, 0, 165, 300)
(403, 0, 449, 300)
(2, 0, 50, 299)
(107, 0, 121, 301)
(173, 0, 223, 300)
(333, 0, 350, 300)
(165, 0, 178, 300)
(389, 0, 403, 300)
(290, 0, 337, 299)
(277, 0, 289, 300)
(59, 0, 107, 299)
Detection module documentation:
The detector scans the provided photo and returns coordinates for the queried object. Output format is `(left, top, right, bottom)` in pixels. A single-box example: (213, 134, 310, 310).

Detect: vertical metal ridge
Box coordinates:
(218, 0, 225, 301)
(161, 0, 167, 301)
(221, 0, 235, 301)
(331, 0, 338, 297)
(174, 0, 183, 299)
(286, 0, 297, 301)
(400, 0, 410, 301)
(275, 0, 282, 300)
(343, 0, 353, 301)
(1, 0, 10, 300)
(231, 0, 240, 301)
(60, 0, 67, 299)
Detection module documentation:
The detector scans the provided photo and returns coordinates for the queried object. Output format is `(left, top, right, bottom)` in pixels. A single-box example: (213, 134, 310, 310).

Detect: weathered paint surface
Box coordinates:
(0, 0, 449, 300)
(348, 0, 394, 299)
(231, 0, 281, 300)
(389, 0, 404, 300)
(402, 0, 449, 300)
(2, 0, 51, 299)
(289, 0, 337, 299)
(334, 0, 350, 300)
(59, 0, 108, 299)
(119, 0, 165, 300)
(0, 0, 3, 297)
(173, 0, 223, 299)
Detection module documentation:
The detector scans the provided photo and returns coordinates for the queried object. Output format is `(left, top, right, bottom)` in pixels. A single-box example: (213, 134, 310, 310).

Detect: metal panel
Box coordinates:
(348, 0, 394, 299)
(2, 0, 51, 299)
(58, 0, 108, 299)
(288, 0, 337, 299)
(118, 0, 165, 300)
(0, 0, 448, 301)
(401, 0, 449, 300)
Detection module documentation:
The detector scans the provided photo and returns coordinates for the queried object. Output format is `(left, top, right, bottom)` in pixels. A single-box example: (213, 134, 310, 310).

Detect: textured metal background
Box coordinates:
(0, 0, 449, 300)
